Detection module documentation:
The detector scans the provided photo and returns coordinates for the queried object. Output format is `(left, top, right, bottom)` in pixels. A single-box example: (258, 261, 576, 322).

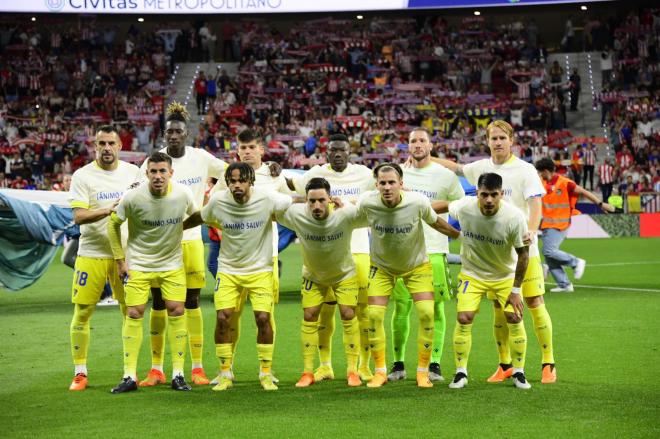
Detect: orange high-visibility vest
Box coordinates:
(541, 175, 581, 231)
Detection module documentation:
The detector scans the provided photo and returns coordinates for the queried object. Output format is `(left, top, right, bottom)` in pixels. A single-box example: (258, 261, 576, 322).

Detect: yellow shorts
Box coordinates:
(125, 268, 187, 307)
(182, 240, 206, 289)
(272, 256, 280, 303)
(71, 256, 125, 305)
(301, 275, 359, 309)
(215, 271, 274, 313)
(368, 262, 434, 297)
(522, 256, 545, 298)
(322, 253, 370, 305)
(456, 273, 515, 314)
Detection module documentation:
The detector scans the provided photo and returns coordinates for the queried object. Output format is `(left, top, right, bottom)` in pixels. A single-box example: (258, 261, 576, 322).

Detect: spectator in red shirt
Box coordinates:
(194, 71, 207, 115)
(10, 175, 27, 189)
(118, 127, 134, 151)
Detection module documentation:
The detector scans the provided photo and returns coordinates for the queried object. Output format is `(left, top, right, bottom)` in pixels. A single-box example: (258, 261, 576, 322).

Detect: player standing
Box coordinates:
(67, 125, 141, 391)
(286, 134, 374, 382)
(277, 177, 366, 387)
(108, 152, 197, 393)
(437, 173, 531, 389)
(185, 162, 292, 391)
(139, 102, 227, 387)
(434, 120, 555, 384)
(388, 127, 464, 382)
(358, 163, 459, 388)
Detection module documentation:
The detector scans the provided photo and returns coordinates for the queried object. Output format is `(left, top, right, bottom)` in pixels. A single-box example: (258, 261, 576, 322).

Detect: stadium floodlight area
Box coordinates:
(6, 0, 612, 15)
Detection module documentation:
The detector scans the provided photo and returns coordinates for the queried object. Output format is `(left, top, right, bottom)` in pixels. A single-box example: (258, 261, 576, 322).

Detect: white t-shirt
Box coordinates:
(140, 146, 227, 241)
(114, 182, 196, 271)
(202, 187, 292, 275)
(69, 160, 141, 258)
(449, 197, 528, 281)
(357, 190, 438, 275)
(463, 155, 545, 257)
(277, 203, 367, 285)
(292, 163, 374, 254)
(403, 162, 464, 254)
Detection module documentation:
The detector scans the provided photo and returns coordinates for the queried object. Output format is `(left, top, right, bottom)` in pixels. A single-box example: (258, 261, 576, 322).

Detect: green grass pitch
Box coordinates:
(1, 238, 659, 438)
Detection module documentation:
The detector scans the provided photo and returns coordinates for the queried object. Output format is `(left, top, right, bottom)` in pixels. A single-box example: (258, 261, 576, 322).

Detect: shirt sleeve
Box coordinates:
(522, 165, 546, 199)
(420, 195, 439, 225)
(272, 192, 293, 214)
(68, 171, 89, 209)
(275, 205, 295, 230)
(462, 161, 480, 186)
(566, 180, 577, 195)
(204, 149, 227, 180)
(185, 186, 197, 215)
(511, 212, 528, 248)
(447, 173, 466, 201)
(200, 193, 217, 224)
(448, 198, 465, 221)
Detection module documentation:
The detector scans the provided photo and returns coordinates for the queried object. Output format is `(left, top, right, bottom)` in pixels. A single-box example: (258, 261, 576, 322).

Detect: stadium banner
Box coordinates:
(640, 213, 660, 238)
(8, 0, 610, 14)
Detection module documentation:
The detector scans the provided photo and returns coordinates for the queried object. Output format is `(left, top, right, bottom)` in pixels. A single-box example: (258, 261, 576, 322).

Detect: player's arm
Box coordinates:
(107, 212, 128, 280)
(573, 185, 615, 213)
(428, 216, 460, 240)
(431, 200, 449, 214)
(73, 201, 118, 225)
(183, 211, 204, 230)
(527, 196, 542, 235)
(430, 157, 464, 176)
(506, 245, 529, 318)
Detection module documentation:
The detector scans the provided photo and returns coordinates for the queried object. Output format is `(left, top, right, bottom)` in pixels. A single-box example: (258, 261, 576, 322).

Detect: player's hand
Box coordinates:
(107, 200, 120, 216)
(332, 196, 344, 208)
(601, 202, 615, 214)
(116, 260, 129, 282)
(267, 161, 282, 177)
(506, 292, 524, 319)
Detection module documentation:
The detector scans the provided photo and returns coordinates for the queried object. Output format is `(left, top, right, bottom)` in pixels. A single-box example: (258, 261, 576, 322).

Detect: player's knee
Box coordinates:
(525, 295, 544, 308)
(217, 310, 232, 326)
(505, 312, 522, 324)
(457, 313, 473, 325)
(255, 312, 271, 328)
(74, 304, 94, 322)
(127, 307, 143, 319)
(338, 305, 355, 321)
(166, 301, 185, 316)
(185, 289, 201, 309)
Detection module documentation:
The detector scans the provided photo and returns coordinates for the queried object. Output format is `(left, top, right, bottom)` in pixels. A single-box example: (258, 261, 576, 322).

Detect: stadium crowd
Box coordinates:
(0, 9, 659, 204)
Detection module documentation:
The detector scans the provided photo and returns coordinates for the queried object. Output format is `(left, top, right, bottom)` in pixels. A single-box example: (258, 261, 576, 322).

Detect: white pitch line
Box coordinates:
(587, 261, 660, 267)
(546, 282, 660, 293)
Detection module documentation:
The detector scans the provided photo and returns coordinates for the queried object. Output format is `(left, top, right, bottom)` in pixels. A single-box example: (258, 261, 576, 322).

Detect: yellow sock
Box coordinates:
(229, 311, 241, 355)
(356, 303, 371, 369)
(529, 304, 554, 364)
(70, 304, 94, 373)
(215, 343, 233, 373)
(415, 300, 434, 370)
(493, 306, 512, 364)
(508, 321, 528, 369)
(149, 309, 167, 368)
(168, 314, 188, 377)
(453, 323, 472, 370)
(341, 317, 360, 373)
(301, 320, 319, 373)
(185, 307, 204, 367)
(368, 305, 387, 371)
(317, 303, 336, 365)
(257, 343, 274, 375)
(270, 305, 277, 350)
(122, 316, 144, 379)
